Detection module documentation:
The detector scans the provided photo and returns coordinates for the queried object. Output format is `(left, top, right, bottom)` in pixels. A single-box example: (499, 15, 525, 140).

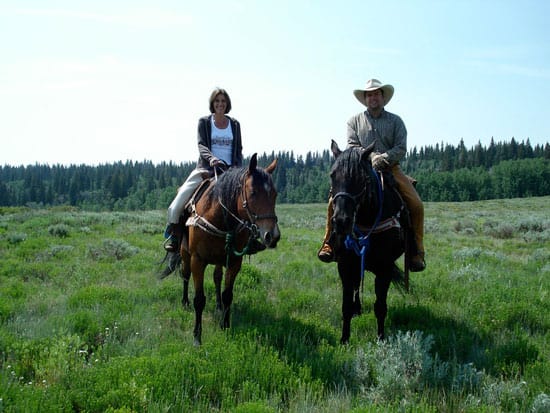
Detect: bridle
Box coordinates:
(333, 166, 384, 280)
(219, 170, 278, 228)
(240, 172, 278, 224)
(214, 170, 277, 245)
(331, 162, 374, 216)
(332, 186, 367, 212)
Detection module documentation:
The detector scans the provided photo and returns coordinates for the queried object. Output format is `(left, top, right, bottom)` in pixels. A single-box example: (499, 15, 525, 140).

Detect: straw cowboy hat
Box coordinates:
(353, 79, 394, 107)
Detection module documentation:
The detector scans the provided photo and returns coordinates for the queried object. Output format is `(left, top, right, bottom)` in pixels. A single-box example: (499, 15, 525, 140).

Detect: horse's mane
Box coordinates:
(333, 146, 369, 180)
(209, 166, 272, 212)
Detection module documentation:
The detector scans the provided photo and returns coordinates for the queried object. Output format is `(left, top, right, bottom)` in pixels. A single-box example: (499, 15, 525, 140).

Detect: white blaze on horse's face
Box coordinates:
(253, 178, 279, 248)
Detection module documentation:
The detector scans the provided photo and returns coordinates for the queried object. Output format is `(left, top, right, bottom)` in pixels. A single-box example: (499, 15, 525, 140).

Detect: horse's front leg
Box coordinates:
(373, 269, 392, 340)
(338, 256, 361, 344)
(220, 258, 242, 330)
(213, 265, 223, 312)
(340, 283, 353, 345)
(191, 256, 207, 346)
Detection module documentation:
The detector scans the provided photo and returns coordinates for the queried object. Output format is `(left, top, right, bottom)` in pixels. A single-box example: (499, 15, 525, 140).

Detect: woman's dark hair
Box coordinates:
(209, 88, 232, 114)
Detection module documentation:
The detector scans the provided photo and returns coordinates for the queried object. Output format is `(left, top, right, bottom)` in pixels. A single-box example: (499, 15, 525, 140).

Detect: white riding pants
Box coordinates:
(167, 168, 207, 224)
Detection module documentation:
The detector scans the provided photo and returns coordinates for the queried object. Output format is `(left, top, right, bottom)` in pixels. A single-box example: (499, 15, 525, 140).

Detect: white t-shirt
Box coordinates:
(211, 117, 233, 165)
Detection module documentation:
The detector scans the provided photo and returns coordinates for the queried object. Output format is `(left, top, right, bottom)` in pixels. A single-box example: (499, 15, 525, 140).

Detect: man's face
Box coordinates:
(365, 89, 384, 110)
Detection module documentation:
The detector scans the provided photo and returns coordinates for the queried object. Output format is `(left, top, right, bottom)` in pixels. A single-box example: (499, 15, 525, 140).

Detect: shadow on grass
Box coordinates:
(389, 303, 540, 377)
(170, 264, 540, 386)
(228, 301, 350, 387)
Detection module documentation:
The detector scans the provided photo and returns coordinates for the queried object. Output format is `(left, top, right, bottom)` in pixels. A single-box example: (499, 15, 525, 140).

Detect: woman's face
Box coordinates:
(213, 94, 227, 115)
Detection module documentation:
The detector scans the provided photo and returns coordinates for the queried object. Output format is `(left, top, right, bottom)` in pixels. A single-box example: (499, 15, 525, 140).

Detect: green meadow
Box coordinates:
(0, 198, 549, 412)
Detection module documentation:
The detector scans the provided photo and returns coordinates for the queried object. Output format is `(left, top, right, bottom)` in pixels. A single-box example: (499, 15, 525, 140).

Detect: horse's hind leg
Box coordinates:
(213, 265, 223, 311)
(374, 270, 392, 340)
(180, 251, 191, 307)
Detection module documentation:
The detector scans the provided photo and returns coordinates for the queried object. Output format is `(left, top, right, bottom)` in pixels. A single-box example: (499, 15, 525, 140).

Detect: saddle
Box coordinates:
(175, 177, 215, 252)
(364, 169, 419, 256)
(184, 177, 214, 225)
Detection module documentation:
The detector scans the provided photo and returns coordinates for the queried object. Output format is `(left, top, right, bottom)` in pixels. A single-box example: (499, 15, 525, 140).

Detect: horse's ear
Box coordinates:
(331, 139, 342, 159)
(248, 153, 258, 172)
(364, 141, 376, 155)
(265, 158, 277, 174)
(361, 141, 376, 163)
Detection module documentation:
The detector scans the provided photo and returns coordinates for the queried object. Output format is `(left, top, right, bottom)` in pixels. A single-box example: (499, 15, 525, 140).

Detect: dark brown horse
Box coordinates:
(328, 140, 408, 344)
(162, 154, 279, 345)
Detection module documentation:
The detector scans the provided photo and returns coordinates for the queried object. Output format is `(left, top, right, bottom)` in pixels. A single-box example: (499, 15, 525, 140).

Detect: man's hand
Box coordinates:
(371, 153, 390, 170)
(210, 158, 228, 169)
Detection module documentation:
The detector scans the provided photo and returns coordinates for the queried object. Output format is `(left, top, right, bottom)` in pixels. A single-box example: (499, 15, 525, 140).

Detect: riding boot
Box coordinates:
(163, 223, 180, 252)
(409, 208, 426, 272)
(317, 198, 335, 263)
(391, 165, 426, 272)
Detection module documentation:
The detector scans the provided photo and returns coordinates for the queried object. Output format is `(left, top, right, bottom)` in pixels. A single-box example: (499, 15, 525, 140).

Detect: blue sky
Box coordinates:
(1, 0, 549, 166)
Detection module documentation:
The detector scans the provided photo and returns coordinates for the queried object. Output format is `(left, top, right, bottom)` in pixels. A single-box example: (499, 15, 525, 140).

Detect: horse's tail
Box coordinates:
(390, 263, 409, 295)
(157, 251, 181, 279)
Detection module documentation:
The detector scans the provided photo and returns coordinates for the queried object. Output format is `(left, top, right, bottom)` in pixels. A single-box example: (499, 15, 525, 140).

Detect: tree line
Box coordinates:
(1, 138, 549, 210)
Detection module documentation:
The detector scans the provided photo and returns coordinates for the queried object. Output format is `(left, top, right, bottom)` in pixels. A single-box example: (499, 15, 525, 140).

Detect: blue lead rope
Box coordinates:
(344, 168, 384, 278)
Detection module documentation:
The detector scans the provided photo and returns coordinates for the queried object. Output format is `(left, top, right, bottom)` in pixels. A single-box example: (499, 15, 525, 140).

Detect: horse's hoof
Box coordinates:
(193, 338, 201, 346)
(409, 255, 426, 272)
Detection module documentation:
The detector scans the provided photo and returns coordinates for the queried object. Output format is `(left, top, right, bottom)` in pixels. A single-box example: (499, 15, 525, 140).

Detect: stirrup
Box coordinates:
(163, 236, 179, 252)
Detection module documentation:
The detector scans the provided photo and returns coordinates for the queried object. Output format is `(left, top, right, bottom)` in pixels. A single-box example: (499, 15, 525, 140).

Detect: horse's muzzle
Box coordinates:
(261, 224, 280, 248)
(332, 215, 353, 237)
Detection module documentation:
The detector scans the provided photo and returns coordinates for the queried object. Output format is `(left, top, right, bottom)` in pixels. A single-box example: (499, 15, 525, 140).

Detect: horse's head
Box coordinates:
(240, 153, 280, 248)
(329, 140, 375, 249)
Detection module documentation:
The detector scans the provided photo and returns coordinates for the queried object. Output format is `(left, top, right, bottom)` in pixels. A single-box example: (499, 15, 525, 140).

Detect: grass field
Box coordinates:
(1, 198, 549, 412)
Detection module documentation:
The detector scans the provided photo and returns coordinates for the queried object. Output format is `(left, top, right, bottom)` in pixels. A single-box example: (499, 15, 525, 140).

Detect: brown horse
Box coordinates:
(328, 140, 408, 344)
(162, 154, 280, 345)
